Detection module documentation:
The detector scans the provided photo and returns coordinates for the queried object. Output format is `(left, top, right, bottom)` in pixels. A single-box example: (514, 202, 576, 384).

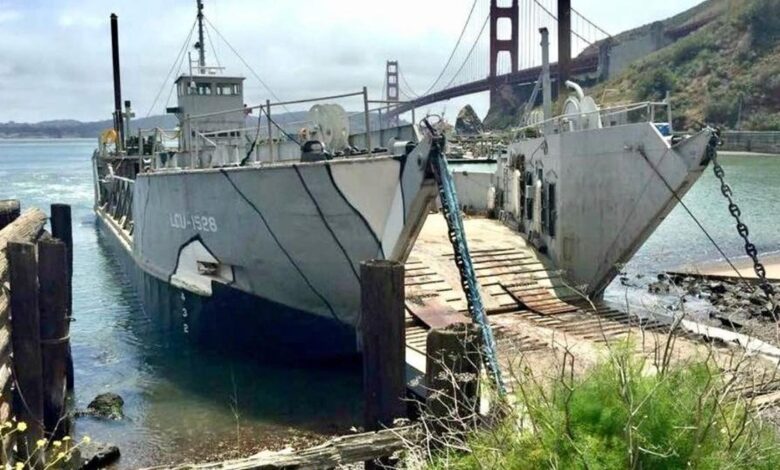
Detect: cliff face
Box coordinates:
(594, 0, 780, 131)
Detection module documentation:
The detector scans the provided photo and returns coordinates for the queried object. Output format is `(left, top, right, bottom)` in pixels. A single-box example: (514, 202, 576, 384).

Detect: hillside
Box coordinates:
(0, 110, 386, 139)
(593, 0, 780, 130)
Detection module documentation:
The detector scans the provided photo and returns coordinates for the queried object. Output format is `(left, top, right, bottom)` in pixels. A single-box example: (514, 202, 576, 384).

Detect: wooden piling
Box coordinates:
(425, 324, 482, 433)
(361, 259, 406, 429)
(50, 204, 74, 392)
(0, 200, 20, 232)
(8, 242, 44, 450)
(361, 259, 406, 470)
(37, 239, 70, 439)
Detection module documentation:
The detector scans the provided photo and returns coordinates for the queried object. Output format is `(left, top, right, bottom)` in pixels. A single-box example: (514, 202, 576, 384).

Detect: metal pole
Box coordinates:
(540, 28, 552, 122)
(110, 13, 124, 150)
(363, 86, 372, 154)
(557, 0, 572, 92)
(196, 0, 206, 72)
(266, 100, 273, 162)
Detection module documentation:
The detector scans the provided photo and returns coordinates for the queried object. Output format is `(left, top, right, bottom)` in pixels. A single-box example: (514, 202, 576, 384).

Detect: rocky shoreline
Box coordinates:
(644, 273, 780, 345)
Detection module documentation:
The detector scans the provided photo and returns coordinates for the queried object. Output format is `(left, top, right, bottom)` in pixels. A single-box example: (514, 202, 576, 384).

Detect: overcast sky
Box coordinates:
(0, 0, 702, 123)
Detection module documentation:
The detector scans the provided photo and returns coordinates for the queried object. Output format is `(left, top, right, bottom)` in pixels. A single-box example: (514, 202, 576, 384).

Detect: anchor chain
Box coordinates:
(709, 132, 776, 300)
(424, 122, 506, 396)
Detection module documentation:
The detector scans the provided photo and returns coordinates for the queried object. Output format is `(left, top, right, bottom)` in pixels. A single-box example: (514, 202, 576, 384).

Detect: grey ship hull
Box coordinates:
(95, 140, 436, 357)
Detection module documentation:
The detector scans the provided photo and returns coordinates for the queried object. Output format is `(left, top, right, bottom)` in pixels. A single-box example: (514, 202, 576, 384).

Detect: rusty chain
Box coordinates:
(709, 131, 775, 299)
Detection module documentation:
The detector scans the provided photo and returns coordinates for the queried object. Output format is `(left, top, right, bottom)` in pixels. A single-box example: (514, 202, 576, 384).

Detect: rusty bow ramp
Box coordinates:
(403, 214, 780, 400)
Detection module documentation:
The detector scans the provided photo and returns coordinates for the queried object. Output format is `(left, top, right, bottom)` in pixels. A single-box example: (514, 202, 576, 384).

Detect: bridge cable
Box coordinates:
(531, 0, 595, 45)
(442, 13, 490, 90)
(417, 0, 480, 96)
(571, 7, 612, 38)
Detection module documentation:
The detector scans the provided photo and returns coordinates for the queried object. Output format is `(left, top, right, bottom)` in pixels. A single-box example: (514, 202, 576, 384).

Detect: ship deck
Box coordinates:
(403, 214, 780, 400)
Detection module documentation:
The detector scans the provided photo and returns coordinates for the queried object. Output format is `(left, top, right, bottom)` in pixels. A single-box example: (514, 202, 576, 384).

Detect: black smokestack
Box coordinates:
(110, 13, 124, 148)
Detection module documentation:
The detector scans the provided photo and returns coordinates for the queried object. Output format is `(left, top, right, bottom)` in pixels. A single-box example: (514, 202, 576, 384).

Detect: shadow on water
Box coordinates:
(81, 225, 363, 466)
(0, 140, 361, 467)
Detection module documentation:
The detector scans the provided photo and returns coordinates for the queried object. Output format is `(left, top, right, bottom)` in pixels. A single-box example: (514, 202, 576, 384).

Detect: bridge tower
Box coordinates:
(385, 60, 400, 126)
(489, 0, 519, 104)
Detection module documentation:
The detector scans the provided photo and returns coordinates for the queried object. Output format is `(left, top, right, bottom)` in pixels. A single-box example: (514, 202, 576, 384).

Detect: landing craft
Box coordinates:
(93, 3, 438, 358)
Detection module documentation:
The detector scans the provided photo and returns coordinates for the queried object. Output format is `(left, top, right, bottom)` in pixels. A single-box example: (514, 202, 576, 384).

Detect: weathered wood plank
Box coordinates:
(143, 426, 421, 470)
(0, 208, 47, 284)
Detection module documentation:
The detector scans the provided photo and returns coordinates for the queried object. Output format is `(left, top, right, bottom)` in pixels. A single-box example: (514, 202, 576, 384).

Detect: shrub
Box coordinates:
(740, 0, 780, 49)
(704, 94, 741, 127)
(424, 342, 780, 470)
(635, 69, 677, 101)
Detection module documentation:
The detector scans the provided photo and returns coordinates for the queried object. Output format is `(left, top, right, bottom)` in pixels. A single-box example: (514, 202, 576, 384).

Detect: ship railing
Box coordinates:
(513, 100, 674, 138)
(178, 89, 417, 165)
(99, 170, 135, 233)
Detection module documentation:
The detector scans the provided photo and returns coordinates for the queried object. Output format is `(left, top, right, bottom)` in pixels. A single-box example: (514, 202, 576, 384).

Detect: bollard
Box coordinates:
(361, 259, 405, 470)
(50, 204, 74, 392)
(8, 242, 44, 452)
(0, 200, 20, 232)
(38, 239, 70, 439)
(425, 324, 482, 435)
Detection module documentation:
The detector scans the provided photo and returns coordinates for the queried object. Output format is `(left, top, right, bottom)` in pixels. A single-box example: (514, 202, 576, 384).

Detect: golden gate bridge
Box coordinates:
(381, 0, 611, 117)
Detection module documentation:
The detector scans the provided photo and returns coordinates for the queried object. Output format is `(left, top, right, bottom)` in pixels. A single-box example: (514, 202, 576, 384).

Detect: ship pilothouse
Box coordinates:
(163, 0, 247, 169)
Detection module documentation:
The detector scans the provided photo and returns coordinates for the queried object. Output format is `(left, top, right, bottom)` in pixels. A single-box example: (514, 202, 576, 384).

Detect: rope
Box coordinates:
(146, 18, 198, 118)
(636, 145, 747, 282)
(204, 22, 222, 69)
(203, 17, 293, 116)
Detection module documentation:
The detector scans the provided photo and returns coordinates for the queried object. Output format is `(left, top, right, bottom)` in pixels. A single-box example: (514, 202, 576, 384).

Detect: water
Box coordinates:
(2, 140, 779, 466)
(0, 139, 362, 468)
(604, 152, 780, 308)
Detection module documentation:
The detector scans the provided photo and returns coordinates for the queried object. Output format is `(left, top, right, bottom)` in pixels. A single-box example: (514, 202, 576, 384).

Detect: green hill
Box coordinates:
(593, 0, 780, 130)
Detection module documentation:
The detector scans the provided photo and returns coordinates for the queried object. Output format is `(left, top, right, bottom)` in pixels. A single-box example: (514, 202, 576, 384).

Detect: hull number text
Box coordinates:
(169, 213, 218, 232)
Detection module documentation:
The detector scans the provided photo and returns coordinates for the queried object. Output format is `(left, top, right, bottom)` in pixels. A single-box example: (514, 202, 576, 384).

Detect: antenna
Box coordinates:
(196, 0, 206, 72)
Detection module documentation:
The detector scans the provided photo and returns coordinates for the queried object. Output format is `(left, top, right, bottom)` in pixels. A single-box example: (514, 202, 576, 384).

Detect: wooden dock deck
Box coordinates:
(403, 214, 780, 398)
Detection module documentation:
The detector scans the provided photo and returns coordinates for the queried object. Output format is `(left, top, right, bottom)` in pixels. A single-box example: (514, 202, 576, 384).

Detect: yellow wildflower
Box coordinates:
(16, 422, 27, 432)
(14, 463, 23, 470)
(82, 436, 91, 444)
(56, 452, 65, 460)
(53, 440, 62, 448)
(62, 436, 71, 441)
(36, 439, 46, 448)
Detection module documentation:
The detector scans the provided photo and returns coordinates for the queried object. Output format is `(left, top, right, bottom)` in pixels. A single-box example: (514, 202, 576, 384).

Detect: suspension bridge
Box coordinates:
(382, 0, 612, 117)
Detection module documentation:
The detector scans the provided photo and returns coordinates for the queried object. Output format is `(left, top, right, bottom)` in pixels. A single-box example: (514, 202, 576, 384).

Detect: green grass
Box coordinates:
(424, 344, 780, 470)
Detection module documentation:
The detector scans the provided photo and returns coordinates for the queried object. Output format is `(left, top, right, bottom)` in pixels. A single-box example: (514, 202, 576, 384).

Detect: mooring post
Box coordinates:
(425, 324, 482, 434)
(361, 259, 405, 469)
(50, 203, 74, 392)
(38, 239, 70, 439)
(361, 259, 406, 427)
(0, 200, 20, 232)
(8, 242, 44, 451)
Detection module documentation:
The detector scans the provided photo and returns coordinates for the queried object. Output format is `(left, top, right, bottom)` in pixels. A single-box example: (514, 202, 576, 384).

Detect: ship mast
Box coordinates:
(196, 0, 206, 73)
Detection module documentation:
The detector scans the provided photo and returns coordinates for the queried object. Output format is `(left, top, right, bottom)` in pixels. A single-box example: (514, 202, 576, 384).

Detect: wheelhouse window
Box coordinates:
(189, 82, 212, 95)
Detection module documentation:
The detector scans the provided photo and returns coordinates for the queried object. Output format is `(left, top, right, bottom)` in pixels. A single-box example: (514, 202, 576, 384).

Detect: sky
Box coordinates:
(0, 0, 704, 123)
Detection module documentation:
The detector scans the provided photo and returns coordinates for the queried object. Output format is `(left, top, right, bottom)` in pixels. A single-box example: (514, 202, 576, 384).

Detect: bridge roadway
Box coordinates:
(389, 53, 600, 117)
